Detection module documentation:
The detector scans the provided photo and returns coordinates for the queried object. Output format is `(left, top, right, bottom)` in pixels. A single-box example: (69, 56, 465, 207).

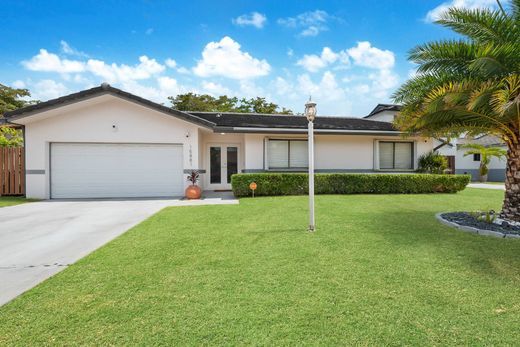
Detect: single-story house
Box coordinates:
(2, 84, 434, 199)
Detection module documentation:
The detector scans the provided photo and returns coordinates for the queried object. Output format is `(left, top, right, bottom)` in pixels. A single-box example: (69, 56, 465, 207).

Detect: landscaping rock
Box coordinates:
(438, 212, 520, 239)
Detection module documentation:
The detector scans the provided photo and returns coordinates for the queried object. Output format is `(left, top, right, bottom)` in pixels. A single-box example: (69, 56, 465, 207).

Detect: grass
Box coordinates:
(0, 196, 33, 207)
(1, 189, 520, 346)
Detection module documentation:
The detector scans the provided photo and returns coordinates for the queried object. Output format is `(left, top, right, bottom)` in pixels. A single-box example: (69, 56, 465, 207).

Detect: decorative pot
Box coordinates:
(185, 185, 202, 199)
(479, 174, 488, 183)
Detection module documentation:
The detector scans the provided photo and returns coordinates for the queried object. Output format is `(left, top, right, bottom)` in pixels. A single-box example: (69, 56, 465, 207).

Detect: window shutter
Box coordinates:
(289, 141, 308, 168)
(379, 142, 394, 169)
(268, 140, 289, 168)
(394, 142, 413, 169)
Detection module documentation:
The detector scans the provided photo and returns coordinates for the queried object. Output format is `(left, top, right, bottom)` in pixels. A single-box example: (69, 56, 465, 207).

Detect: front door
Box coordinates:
(207, 144, 239, 190)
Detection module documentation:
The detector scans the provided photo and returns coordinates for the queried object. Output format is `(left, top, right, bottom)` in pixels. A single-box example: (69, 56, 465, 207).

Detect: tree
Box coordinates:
(0, 84, 36, 147)
(462, 144, 507, 182)
(169, 93, 293, 114)
(392, 0, 520, 221)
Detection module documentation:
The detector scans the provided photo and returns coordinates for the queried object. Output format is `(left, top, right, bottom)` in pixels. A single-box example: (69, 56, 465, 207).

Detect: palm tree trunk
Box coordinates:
(501, 142, 520, 222)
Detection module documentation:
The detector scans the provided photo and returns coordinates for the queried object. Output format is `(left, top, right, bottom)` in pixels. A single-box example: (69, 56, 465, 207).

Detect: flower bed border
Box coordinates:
(436, 212, 520, 239)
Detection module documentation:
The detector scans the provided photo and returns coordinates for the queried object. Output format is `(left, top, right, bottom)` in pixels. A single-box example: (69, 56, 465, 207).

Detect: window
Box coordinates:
(473, 153, 481, 162)
(268, 139, 308, 169)
(378, 141, 414, 170)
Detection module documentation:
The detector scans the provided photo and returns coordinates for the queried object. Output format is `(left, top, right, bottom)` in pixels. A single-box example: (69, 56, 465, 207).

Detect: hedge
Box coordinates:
(231, 173, 471, 197)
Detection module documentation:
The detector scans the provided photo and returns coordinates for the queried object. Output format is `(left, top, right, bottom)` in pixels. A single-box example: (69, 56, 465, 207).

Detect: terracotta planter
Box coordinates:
(185, 185, 202, 199)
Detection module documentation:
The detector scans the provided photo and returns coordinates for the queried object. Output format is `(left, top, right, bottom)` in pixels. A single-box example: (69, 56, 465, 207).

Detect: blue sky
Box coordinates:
(1, 0, 499, 116)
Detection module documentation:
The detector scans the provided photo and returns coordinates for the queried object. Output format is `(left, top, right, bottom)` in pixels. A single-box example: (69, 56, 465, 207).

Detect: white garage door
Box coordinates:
(50, 143, 184, 199)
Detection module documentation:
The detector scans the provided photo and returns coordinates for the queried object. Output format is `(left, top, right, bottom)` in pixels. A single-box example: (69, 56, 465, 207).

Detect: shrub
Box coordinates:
(418, 151, 448, 174)
(231, 173, 470, 197)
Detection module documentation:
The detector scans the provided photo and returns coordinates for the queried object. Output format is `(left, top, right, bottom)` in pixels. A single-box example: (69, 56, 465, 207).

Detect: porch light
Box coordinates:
(304, 97, 316, 232)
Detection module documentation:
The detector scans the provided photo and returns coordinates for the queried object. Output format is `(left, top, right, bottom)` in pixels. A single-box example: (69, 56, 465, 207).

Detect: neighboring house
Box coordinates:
(454, 134, 507, 181)
(2, 85, 434, 199)
(363, 104, 401, 123)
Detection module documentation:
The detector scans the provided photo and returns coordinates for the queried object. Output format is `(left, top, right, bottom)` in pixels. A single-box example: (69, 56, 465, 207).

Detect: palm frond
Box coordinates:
(436, 7, 518, 44)
(409, 40, 477, 75)
(510, 0, 520, 22)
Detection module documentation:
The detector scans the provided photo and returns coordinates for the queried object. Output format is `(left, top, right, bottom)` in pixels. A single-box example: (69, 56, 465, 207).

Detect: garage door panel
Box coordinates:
(51, 143, 184, 198)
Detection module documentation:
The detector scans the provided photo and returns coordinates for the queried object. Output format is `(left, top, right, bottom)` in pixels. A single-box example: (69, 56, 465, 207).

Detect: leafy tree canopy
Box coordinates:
(169, 93, 293, 114)
(0, 84, 34, 114)
(1, 83, 37, 147)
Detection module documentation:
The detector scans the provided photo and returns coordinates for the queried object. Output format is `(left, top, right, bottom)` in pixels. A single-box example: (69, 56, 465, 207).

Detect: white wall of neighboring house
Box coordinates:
(433, 138, 457, 157)
(18, 95, 201, 199)
(364, 110, 396, 123)
(455, 146, 507, 181)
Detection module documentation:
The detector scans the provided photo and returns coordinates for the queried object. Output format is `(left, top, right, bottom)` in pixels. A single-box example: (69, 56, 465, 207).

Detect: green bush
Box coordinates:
(231, 173, 470, 197)
(418, 151, 449, 174)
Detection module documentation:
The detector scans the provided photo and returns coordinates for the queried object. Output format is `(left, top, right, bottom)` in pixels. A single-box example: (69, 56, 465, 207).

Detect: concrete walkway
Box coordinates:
(0, 193, 237, 306)
(467, 183, 506, 190)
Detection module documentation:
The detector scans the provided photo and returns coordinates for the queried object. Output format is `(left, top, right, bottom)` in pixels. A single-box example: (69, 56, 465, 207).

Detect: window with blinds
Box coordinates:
(379, 141, 413, 170)
(268, 139, 308, 169)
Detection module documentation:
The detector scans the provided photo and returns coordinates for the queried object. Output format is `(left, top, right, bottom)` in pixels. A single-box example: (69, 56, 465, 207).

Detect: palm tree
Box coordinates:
(393, 0, 520, 221)
(462, 144, 507, 182)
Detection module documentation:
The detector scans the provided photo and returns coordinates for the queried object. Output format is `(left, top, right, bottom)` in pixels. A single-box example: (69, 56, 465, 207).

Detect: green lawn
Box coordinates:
(0, 196, 32, 208)
(2, 189, 520, 346)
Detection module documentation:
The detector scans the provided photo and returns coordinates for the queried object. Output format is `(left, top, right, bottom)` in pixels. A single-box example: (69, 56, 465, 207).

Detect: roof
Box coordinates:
(190, 111, 396, 133)
(364, 104, 402, 118)
(2, 84, 400, 135)
(458, 134, 505, 148)
(3, 83, 215, 129)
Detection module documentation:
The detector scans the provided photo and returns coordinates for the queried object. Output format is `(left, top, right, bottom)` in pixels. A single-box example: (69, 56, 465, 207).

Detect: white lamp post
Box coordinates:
(305, 98, 317, 232)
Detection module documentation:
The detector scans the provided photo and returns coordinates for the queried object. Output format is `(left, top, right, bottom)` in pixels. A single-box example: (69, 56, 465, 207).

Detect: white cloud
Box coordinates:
(86, 55, 165, 83)
(121, 77, 187, 103)
(165, 58, 177, 68)
(239, 80, 266, 98)
(232, 12, 267, 28)
(425, 0, 497, 22)
(296, 47, 349, 72)
(23, 49, 85, 73)
(278, 10, 331, 37)
(368, 69, 399, 99)
(287, 48, 294, 57)
(12, 80, 26, 88)
(23, 49, 165, 84)
(32, 79, 69, 100)
(60, 40, 88, 58)
(347, 41, 395, 70)
(176, 66, 190, 74)
(201, 81, 232, 96)
(193, 36, 270, 79)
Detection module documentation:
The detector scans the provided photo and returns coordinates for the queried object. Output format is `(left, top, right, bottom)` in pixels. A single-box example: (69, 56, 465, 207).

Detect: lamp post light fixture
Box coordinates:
(304, 97, 317, 232)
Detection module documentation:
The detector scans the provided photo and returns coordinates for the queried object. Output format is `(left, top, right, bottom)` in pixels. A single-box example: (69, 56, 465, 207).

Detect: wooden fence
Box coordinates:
(0, 147, 25, 195)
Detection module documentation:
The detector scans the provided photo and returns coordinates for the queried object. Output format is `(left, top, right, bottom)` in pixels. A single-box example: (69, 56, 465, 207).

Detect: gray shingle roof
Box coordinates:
(189, 111, 396, 132)
(3, 84, 400, 134)
(364, 104, 402, 118)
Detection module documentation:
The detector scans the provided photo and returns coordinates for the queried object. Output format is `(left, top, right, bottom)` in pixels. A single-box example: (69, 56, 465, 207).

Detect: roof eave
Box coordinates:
(4, 85, 216, 129)
(215, 126, 402, 136)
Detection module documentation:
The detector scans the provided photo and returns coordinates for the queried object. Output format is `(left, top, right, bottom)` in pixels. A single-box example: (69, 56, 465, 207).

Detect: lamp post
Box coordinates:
(305, 98, 317, 232)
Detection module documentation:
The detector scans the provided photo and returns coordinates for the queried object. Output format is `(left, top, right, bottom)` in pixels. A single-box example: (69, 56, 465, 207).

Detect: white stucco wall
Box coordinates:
(456, 147, 506, 170)
(244, 133, 433, 172)
(21, 95, 201, 199)
(365, 110, 397, 123)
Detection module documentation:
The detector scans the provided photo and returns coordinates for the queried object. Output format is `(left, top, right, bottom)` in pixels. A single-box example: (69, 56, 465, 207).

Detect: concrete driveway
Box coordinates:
(0, 195, 238, 306)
